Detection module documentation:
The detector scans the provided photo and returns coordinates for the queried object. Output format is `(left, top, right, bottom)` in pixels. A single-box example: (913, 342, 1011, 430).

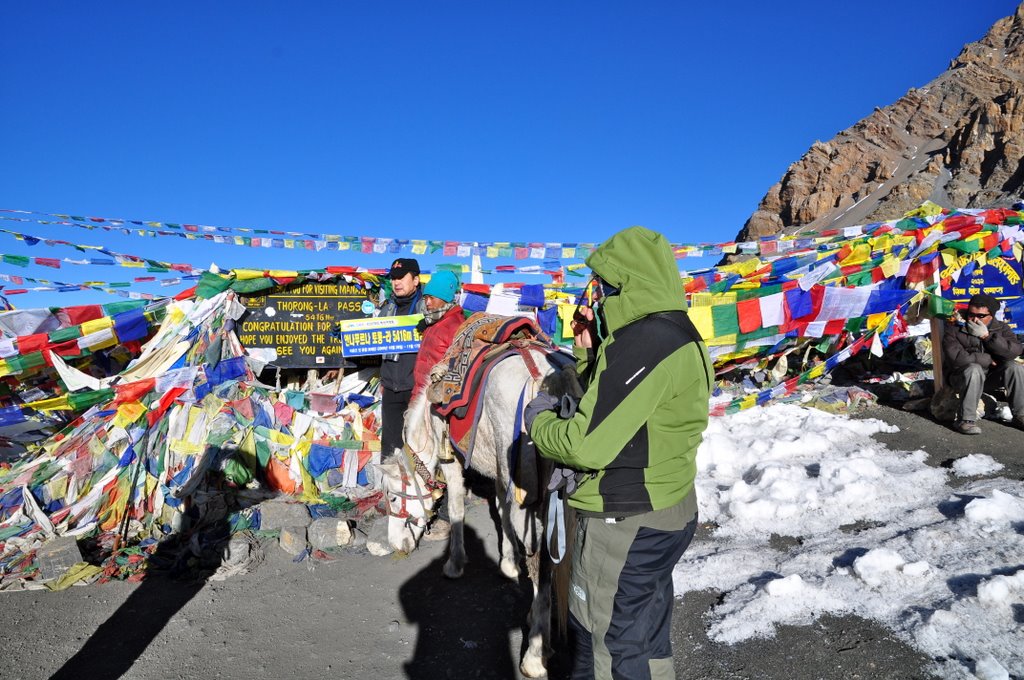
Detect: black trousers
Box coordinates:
(381, 386, 411, 459)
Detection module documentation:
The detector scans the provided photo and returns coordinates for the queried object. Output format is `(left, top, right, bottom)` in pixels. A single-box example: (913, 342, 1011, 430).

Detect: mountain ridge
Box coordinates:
(736, 3, 1024, 241)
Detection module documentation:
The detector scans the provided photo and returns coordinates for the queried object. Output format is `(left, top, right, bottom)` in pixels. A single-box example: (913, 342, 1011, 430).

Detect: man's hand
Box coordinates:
(967, 320, 990, 339)
(571, 306, 595, 348)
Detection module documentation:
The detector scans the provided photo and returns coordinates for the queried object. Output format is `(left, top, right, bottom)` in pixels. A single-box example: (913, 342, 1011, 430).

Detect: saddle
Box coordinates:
(426, 313, 553, 468)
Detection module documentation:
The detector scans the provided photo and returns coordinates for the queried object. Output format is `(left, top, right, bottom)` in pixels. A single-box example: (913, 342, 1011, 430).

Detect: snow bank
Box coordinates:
(675, 403, 1024, 678)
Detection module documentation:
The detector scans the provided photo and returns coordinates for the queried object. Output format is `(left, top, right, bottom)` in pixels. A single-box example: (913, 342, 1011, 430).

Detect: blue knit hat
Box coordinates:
(422, 270, 460, 303)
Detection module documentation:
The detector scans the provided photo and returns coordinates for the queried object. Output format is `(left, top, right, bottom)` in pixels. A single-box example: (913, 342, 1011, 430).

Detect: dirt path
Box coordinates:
(2, 402, 1017, 680)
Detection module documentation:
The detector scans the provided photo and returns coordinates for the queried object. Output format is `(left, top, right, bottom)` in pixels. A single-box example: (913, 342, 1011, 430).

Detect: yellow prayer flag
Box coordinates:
(688, 306, 714, 341)
(80, 317, 113, 335)
(26, 396, 71, 411)
(879, 257, 901, 279)
(839, 244, 871, 267)
(114, 401, 148, 427)
(557, 304, 576, 339)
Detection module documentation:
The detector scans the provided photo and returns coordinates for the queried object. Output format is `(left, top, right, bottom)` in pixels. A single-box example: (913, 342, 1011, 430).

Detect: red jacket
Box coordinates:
(412, 305, 465, 397)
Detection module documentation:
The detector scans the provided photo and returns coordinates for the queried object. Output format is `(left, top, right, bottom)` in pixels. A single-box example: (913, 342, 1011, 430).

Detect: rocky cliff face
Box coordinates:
(737, 3, 1024, 241)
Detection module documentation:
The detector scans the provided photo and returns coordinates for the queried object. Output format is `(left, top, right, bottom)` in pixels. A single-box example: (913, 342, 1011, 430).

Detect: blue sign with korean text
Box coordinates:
(337, 315, 423, 357)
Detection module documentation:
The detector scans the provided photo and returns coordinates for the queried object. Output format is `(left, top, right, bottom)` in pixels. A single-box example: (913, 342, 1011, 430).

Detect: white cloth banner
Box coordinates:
(758, 292, 786, 327)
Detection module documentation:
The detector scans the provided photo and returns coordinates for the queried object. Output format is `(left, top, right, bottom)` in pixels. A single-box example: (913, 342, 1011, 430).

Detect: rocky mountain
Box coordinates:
(737, 3, 1024, 242)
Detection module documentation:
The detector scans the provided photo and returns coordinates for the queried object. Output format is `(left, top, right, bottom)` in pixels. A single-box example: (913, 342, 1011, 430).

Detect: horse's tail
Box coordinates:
(551, 502, 575, 642)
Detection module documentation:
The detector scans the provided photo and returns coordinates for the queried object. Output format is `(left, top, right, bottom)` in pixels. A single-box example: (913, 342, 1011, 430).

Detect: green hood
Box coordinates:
(585, 226, 685, 333)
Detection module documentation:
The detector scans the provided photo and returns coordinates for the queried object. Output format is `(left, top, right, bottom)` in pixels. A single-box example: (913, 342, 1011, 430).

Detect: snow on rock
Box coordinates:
(963, 489, 1024, 530)
(675, 403, 1024, 678)
(853, 548, 905, 587)
(951, 453, 1004, 477)
(974, 655, 1010, 680)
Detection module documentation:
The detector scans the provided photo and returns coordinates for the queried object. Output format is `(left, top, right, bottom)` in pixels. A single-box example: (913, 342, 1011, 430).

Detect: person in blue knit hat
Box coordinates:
(411, 269, 464, 540)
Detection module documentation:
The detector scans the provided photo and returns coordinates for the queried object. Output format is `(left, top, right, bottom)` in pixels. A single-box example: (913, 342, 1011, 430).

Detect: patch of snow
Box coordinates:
(676, 403, 1024, 677)
(952, 453, 1004, 477)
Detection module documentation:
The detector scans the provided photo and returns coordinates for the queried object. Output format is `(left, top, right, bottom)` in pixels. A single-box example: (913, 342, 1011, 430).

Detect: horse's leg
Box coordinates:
(495, 478, 523, 580)
(441, 461, 466, 579)
(520, 547, 550, 678)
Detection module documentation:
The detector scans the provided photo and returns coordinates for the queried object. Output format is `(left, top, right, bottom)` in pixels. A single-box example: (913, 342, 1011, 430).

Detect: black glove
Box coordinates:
(524, 392, 559, 431)
(547, 466, 579, 495)
(558, 394, 579, 419)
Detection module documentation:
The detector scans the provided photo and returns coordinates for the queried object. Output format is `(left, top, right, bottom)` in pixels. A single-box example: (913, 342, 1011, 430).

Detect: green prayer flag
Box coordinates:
(2, 254, 29, 267)
(230, 277, 275, 294)
(20, 352, 46, 370)
(196, 271, 233, 299)
(103, 300, 147, 316)
(711, 303, 740, 337)
(49, 325, 83, 343)
(928, 293, 956, 318)
(943, 239, 980, 254)
(255, 438, 271, 468)
(68, 389, 115, 411)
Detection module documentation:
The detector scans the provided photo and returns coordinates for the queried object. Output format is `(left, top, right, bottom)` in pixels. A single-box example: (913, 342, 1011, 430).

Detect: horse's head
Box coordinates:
(376, 387, 447, 552)
(376, 460, 437, 553)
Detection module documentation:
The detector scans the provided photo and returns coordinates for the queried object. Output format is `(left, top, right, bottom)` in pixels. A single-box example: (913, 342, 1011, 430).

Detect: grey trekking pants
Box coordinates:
(568, 492, 698, 680)
(951, 362, 1024, 421)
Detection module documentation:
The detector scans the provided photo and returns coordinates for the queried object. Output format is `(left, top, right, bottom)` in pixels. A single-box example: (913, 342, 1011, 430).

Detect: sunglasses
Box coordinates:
(966, 312, 992, 319)
(571, 276, 619, 329)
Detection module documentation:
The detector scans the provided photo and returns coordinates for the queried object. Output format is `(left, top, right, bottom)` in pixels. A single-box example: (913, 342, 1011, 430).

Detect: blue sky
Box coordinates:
(0, 1, 1016, 308)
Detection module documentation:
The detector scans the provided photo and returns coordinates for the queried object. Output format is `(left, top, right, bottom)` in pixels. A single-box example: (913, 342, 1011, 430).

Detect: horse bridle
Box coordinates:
(383, 445, 446, 533)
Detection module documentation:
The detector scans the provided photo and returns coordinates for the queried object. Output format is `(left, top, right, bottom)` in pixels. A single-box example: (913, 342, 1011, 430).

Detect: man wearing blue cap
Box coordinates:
(412, 269, 463, 398)
(410, 270, 463, 540)
(379, 258, 426, 460)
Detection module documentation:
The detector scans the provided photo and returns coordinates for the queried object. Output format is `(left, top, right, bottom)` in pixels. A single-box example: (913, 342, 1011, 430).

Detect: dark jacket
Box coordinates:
(530, 226, 713, 517)
(379, 288, 427, 392)
(942, 316, 1023, 374)
(412, 305, 464, 397)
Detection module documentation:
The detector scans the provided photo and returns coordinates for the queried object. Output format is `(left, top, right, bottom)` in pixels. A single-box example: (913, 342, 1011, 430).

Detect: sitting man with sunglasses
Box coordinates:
(943, 293, 1024, 434)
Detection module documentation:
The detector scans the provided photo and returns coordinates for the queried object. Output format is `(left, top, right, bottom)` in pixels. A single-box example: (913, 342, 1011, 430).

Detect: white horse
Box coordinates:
(376, 348, 573, 678)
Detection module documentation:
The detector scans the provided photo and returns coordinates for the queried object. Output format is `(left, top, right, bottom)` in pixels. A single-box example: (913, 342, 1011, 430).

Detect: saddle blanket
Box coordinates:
(426, 313, 551, 460)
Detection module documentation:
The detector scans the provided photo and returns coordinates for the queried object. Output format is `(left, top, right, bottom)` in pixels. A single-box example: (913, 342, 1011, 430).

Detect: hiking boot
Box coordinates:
(956, 420, 982, 435)
(1012, 415, 1024, 430)
(423, 519, 451, 542)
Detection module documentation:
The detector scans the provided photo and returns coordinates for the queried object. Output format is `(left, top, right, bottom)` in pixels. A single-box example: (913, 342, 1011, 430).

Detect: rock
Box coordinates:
(35, 537, 82, 581)
(308, 518, 353, 550)
(222, 535, 252, 568)
(279, 526, 308, 555)
(732, 5, 1024, 246)
(257, 501, 311, 530)
(366, 518, 393, 557)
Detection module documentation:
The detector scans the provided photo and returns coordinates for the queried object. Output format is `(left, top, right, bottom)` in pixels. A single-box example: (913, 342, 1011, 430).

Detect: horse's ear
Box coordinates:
(374, 462, 403, 486)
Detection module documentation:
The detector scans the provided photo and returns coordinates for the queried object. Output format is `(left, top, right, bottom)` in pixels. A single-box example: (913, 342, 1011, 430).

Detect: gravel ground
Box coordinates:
(1, 402, 1019, 680)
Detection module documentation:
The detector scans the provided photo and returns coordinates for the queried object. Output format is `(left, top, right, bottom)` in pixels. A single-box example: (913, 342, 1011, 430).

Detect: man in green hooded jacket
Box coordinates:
(527, 226, 712, 679)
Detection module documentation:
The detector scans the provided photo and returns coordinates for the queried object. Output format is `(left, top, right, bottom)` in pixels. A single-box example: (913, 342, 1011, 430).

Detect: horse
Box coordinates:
(375, 347, 577, 678)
